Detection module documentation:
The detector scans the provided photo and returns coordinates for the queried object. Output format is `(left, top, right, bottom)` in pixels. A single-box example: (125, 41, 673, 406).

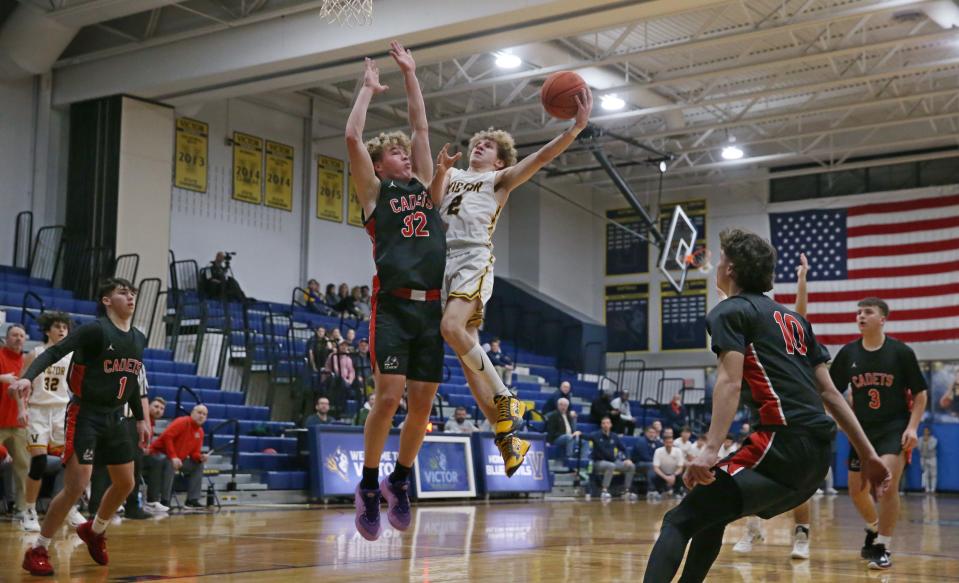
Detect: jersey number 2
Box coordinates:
(117, 377, 128, 400)
(773, 311, 807, 355)
(401, 212, 429, 238)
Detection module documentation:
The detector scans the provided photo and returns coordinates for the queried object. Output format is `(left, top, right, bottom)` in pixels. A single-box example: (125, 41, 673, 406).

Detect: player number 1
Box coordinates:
(117, 376, 127, 400)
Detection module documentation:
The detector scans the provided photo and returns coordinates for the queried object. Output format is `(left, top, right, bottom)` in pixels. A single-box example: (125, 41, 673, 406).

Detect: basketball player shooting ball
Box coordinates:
(345, 41, 446, 541)
(642, 229, 890, 583)
(430, 74, 592, 476)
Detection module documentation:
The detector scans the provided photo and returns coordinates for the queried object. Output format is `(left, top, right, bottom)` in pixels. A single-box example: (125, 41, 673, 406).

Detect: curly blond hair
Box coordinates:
(469, 128, 518, 168)
(365, 131, 411, 163)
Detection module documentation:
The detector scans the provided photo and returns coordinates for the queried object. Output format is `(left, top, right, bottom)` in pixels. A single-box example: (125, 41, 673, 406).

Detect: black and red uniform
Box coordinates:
(21, 317, 146, 465)
(363, 178, 446, 382)
(706, 292, 836, 518)
(829, 337, 927, 470)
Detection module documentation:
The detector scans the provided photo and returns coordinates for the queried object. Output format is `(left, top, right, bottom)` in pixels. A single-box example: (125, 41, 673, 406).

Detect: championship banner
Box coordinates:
(660, 279, 708, 351)
(605, 283, 649, 352)
(413, 435, 476, 499)
(308, 426, 399, 497)
(174, 118, 208, 192)
(472, 432, 550, 494)
(264, 140, 294, 211)
(347, 173, 364, 227)
(232, 132, 263, 204)
(316, 155, 345, 222)
(605, 208, 649, 275)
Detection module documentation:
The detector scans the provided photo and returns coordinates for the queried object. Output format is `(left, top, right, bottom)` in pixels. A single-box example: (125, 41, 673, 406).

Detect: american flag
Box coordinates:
(769, 191, 959, 347)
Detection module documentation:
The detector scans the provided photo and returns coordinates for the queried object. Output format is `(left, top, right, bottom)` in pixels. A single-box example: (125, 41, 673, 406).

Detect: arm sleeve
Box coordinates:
(706, 299, 750, 356)
(22, 321, 103, 381)
(829, 346, 850, 393)
(901, 345, 928, 394)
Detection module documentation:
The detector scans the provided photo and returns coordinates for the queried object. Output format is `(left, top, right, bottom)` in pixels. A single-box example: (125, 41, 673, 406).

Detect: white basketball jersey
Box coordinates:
(29, 344, 72, 406)
(441, 168, 502, 250)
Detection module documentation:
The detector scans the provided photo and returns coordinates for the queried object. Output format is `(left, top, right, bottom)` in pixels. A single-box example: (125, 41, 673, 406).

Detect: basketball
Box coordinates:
(541, 71, 589, 119)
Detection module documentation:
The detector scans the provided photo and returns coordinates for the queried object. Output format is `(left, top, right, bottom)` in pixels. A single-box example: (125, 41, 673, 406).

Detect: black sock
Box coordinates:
(390, 463, 411, 484)
(361, 466, 379, 490)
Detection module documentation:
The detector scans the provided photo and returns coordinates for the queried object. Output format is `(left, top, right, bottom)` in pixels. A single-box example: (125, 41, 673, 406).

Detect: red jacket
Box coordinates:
(0, 347, 24, 428)
(149, 416, 204, 462)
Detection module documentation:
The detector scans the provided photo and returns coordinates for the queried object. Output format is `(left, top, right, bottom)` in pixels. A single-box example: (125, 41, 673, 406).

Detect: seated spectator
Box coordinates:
(630, 425, 663, 490)
(688, 434, 709, 462)
(661, 427, 674, 440)
(345, 328, 357, 346)
(718, 434, 738, 459)
(737, 422, 751, 444)
(486, 338, 514, 387)
(141, 397, 170, 514)
(324, 283, 338, 306)
(545, 398, 585, 459)
(675, 426, 695, 460)
(358, 285, 372, 316)
(662, 393, 687, 433)
(590, 416, 636, 500)
(307, 326, 332, 374)
(610, 390, 637, 436)
(444, 407, 477, 434)
(303, 279, 329, 314)
(146, 404, 209, 510)
(542, 381, 572, 416)
(651, 420, 663, 439)
(304, 397, 334, 427)
(332, 283, 359, 318)
(351, 287, 371, 320)
(329, 328, 344, 345)
(590, 389, 613, 425)
(356, 394, 375, 426)
(352, 338, 374, 395)
(651, 434, 685, 498)
(203, 252, 246, 301)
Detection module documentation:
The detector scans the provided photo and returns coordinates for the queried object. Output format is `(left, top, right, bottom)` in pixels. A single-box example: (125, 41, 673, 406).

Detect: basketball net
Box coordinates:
(319, 0, 373, 26)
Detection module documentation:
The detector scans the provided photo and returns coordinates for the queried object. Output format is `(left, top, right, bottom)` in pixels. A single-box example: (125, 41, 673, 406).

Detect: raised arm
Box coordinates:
(429, 143, 462, 206)
(389, 40, 432, 185)
(346, 58, 388, 215)
(496, 89, 592, 196)
(795, 252, 809, 318)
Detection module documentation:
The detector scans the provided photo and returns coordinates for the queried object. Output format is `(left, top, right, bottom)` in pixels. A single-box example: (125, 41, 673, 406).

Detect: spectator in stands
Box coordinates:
(688, 433, 708, 462)
(737, 422, 751, 444)
(486, 338, 514, 387)
(651, 434, 685, 498)
(590, 388, 613, 426)
(610, 389, 637, 436)
(444, 407, 477, 434)
(590, 416, 637, 501)
(718, 434, 738, 459)
(351, 287, 371, 320)
(304, 396, 334, 426)
(205, 252, 246, 301)
(357, 394, 375, 426)
(0, 324, 29, 516)
(326, 340, 356, 415)
(920, 426, 938, 494)
(353, 339, 374, 395)
(147, 404, 209, 510)
(307, 326, 334, 394)
(675, 426, 695, 460)
(332, 283, 359, 318)
(662, 427, 674, 440)
(329, 328, 344, 345)
(542, 381, 573, 415)
(323, 283, 338, 306)
(651, 420, 663, 438)
(545, 398, 584, 459)
(662, 393, 687, 433)
(358, 286, 372, 318)
(303, 279, 330, 314)
(631, 425, 663, 494)
(141, 397, 170, 515)
(344, 328, 357, 346)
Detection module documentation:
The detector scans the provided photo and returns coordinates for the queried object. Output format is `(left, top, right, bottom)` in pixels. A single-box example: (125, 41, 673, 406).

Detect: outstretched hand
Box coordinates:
(389, 40, 415, 74)
(435, 143, 462, 171)
(796, 252, 809, 280)
(363, 58, 389, 94)
(572, 88, 593, 130)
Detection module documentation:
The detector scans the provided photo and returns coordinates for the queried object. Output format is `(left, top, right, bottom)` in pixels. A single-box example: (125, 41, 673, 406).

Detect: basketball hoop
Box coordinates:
(685, 248, 713, 274)
(319, 0, 373, 26)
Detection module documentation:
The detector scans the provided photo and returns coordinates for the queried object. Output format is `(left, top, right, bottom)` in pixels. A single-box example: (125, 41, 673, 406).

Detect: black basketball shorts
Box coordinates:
(370, 294, 444, 383)
(848, 420, 907, 472)
(64, 402, 135, 466)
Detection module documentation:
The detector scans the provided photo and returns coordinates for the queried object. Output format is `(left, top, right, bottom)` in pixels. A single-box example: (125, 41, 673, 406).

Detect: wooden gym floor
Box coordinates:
(2, 494, 956, 581)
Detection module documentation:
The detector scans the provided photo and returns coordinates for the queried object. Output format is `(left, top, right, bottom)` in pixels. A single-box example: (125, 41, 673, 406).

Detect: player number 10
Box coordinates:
(773, 311, 807, 356)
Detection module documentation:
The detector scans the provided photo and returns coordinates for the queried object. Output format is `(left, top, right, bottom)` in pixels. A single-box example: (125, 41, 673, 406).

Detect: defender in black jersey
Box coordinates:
(345, 43, 444, 541)
(16, 278, 151, 576)
(829, 297, 928, 570)
(644, 229, 889, 583)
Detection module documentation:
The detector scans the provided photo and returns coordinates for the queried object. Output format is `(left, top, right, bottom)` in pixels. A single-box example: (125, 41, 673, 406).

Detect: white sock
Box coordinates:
(876, 534, 891, 546)
(461, 345, 511, 398)
(35, 535, 51, 549)
(26, 502, 36, 513)
(866, 520, 879, 533)
(92, 515, 110, 534)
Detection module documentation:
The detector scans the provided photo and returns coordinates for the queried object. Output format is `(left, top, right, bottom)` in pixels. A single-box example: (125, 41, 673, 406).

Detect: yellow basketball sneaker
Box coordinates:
(493, 394, 526, 438)
(495, 433, 531, 478)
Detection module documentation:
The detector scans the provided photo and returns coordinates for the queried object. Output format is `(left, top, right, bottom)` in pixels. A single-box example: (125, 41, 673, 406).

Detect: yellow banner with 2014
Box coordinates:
(316, 155, 344, 222)
(232, 132, 263, 205)
(174, 118, 208, 192)
(265, 140, 294, 211)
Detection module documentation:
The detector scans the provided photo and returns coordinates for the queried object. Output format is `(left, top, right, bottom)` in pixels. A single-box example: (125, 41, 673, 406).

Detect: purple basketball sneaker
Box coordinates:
(354, 484, 381, 541)
(379, 477, 412, 531)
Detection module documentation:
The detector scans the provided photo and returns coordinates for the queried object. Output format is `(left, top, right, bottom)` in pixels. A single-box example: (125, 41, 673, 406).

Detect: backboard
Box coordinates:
(658, 205, 698, 294)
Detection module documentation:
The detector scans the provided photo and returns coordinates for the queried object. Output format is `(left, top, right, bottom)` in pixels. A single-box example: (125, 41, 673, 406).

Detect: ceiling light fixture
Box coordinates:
(494, 50, 521, 69)
(600, 94, 625, 111)
(721, 136, 744, 161)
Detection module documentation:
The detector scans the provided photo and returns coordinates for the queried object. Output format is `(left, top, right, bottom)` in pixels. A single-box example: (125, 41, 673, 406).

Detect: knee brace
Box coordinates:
(28, 455, 47, 481)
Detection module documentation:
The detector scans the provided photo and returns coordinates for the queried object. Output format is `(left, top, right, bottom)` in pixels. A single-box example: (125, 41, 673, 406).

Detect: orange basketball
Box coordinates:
(541, 71, 588, 120)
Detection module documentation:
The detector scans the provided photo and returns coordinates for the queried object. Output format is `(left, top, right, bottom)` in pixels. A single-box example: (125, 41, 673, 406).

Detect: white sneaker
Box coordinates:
(791, 527, 810, 559)
(143, 501, 169, 514)
(110, 514, 122, 526)
(733, 528, 764, 553)
(600, 490, 612, 501)
(66, 507, 86, 528)
(625, 491, 638, 501)
(824, 488, 838, 496)
(20, 508, 40, 532)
